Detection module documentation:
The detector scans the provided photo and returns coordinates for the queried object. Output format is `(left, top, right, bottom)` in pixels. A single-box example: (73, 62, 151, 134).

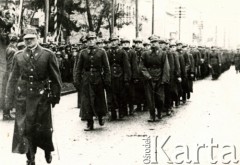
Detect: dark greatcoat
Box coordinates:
(107, 47, 131, 110)
(208, 50, 222, 78)
(1, 43, 18, 110)
(5, 45, 62, 154)
(75, 47, 111, 120)
(140, 47, 170, 115)
(133, 48, 146, 104)
(122, 48, 137, 107)
(234, 53, 240, 71)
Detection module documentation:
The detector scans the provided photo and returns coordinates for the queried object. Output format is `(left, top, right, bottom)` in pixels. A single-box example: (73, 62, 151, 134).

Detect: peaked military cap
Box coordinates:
(121, 37, 130, 43)
(133, 37, 142, 43)
(86, 31, 96, 40)
(96, 38, 104, 44)
(23, 27, 38, 39)
(148, 35, 160, 42)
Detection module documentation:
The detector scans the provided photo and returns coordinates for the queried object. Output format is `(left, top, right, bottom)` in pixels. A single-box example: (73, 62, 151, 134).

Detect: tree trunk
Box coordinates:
(95, 9, 104, 34)
(86, 0, 94, 31)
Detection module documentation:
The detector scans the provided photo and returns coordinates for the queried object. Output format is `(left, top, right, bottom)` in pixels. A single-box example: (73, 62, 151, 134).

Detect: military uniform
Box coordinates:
(75, 46, 111, 124)
(107, 46, 131, 119)
(1, 41, 18, 117)
(5, 44, 62, 163)
(141, 43, 170, 121)
(122, 46, 137, 115)
(208, 47, 222, 79)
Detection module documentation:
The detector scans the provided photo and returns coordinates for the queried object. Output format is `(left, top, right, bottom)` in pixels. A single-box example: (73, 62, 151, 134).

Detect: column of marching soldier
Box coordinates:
(0, 30, 239, 165)
(1, 31, 237, 128)
(42, 32, 234, 131)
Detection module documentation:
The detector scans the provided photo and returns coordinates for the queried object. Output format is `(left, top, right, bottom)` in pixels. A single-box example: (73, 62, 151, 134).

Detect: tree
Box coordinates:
(72, 0, 134, 36)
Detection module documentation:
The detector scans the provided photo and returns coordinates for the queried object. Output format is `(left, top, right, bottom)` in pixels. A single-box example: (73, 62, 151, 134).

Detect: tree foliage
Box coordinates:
(29, 0, 145, 36)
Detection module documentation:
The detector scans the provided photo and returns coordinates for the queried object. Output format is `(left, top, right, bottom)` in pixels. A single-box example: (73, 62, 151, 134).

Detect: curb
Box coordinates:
(61, 90, 77, 96)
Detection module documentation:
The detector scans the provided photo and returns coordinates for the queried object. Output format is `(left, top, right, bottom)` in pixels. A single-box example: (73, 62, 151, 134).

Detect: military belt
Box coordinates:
(21, 75, 48, 82)
(84, 68, 101, 72)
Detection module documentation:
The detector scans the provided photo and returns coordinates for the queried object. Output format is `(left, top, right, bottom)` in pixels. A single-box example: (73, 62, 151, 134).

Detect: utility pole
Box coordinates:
(175, 6, 185, 41)
(5, 0, 8, 9)
(135, 0, 139, 37)
(44, 0, 49, 43)
(111, 0, 115, 37)
(152, 0, 154, 34)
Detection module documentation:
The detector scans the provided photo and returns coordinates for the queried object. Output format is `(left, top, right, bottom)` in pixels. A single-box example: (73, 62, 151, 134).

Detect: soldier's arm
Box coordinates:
(140, 52, 152, 80)
(161, 52, 170, 84)
(73, 51, 81, 84)
(48, 51, 62, 103)
(174, 52, 181, 78)
(75, 51, 84, 89)
(5, 54, 20, 109)
(131, 51, 138, 80)
(122, 50, 131, 82)
(101, 49, 111, 86)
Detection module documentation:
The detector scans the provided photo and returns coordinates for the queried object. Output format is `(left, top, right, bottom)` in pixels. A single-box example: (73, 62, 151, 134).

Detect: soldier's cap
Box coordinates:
(143, 40, 150, 46)
(159, 39, 167, 44)
(23, 28, 38, 39)
(110, 34, 119, 41)
(211, 46, 217, 49)
(17, 42, 25, 47)
(86, 31, 96, 40)
(169, 42, 176, 47)
(9, 33, 18, 42)
(176, 41, 182, 46)
(103, 39, 110, 44)
(72, 46, 78, 50)
(148, 35, 160, 43)
(96, 38, 104, 44)
(56, 51, 62, 55)
(121, 37, 130, 43)
(133, 38, 142, 43)
(182, 44, 188, 48)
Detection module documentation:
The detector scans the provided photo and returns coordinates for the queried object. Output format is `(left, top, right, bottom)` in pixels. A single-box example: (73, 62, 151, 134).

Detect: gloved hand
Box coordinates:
(177, 77, 182, 82)
(49, 96, 60, 108)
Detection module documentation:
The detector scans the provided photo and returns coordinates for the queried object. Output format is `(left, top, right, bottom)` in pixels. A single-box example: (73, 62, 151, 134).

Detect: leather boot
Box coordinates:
(45, 151, 52, 164)
(98, 116, 105, 126)
(110, 109, 117, 121)
(84, 120, 94, 131)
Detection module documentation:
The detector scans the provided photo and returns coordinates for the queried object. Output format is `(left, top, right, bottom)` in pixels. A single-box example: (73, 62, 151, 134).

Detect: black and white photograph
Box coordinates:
(0, 0, 240, 164)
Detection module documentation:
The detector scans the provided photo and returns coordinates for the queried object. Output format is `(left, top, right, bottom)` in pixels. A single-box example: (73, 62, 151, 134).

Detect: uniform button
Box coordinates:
(30, 82, 33, 85)
(91, 56, 93, 58)
(30, 88, 33, 91)
(31, 69, 33, 71)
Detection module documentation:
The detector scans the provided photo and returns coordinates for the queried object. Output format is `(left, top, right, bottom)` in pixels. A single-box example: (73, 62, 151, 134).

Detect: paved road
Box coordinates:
(1, 67, 240, 165)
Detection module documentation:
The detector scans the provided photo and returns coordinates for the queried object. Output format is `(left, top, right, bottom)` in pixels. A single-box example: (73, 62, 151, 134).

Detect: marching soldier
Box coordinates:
(121, 38, 138, 115)
(162, 39, 180, 114)
(234, 48, 240, 73)
(176, 43, 190, 104)
(133, 38, 147, 112)
(140, 35, 170, 122)
(5, 28, 62, 165)
(1, 34, 18, 120)
(208, 46, 222, 80)
(75, 32, 111, 131)
(169, 42, 181, 107)
(107, 35, 131, 120)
